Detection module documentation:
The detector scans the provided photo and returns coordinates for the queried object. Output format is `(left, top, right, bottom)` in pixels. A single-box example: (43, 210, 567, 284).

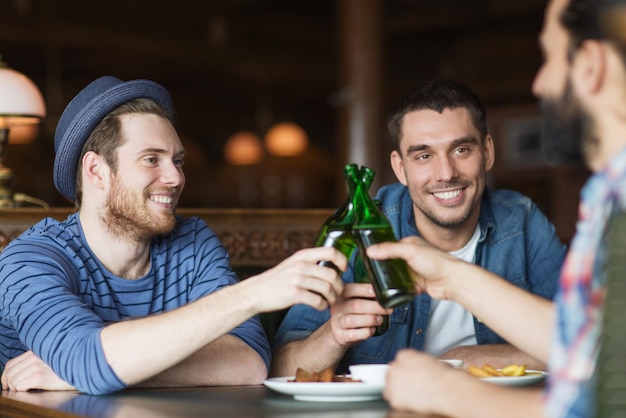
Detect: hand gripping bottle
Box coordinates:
(348, 165, 416, 309)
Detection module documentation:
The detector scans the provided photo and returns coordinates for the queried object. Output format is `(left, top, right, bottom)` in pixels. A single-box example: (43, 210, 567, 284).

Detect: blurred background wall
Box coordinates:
(0, 0, 587, 241)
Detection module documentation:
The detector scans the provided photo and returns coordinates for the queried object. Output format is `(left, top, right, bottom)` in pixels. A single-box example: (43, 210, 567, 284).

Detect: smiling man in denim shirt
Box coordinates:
(271, 79, 566, 377)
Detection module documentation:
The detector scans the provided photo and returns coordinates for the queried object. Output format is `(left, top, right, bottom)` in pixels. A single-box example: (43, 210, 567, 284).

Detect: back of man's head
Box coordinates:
(562, 0, 626, 63)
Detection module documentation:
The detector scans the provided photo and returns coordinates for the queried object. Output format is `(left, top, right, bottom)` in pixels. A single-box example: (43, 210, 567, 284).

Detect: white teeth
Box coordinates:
(151, 196, 173, 204)
(433, 190, 461, 200)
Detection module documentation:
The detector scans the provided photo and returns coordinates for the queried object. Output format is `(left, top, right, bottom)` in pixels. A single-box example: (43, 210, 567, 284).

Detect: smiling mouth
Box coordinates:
(150, 195, 174, 205)
(432, 189, 462, 200)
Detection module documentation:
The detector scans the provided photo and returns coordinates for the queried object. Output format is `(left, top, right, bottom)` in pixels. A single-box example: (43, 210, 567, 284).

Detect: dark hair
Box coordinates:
(562, 0, 626, 62)
(74, 98, 173, 208)
(386, 79, 488, 152)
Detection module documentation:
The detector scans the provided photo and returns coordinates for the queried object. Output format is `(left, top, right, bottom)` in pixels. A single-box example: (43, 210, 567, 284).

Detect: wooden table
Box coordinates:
(1, 385, 445, 418)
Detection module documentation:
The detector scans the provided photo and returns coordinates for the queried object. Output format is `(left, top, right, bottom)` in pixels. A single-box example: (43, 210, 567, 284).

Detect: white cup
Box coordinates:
(348, 364, 389, 384)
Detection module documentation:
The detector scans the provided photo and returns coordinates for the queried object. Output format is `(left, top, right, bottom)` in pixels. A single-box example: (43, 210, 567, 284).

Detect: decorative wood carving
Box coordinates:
(0, 208, 332, 267)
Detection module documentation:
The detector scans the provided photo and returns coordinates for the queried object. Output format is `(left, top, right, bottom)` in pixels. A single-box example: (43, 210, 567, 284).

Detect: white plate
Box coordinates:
(481, 370, 547, 386)
(263, 376, 384, 402)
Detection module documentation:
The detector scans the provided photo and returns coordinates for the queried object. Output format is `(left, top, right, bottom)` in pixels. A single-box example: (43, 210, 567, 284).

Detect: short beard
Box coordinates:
(103, 175, 177, 242)
(421, 209, 473, 229)
(540, 80, 596, 165)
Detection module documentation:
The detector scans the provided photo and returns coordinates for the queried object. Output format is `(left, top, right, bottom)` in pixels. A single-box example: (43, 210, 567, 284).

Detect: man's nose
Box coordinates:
(434, 155, 457, 181)
(161, 162, 184, 186)
(531, 65, 545, 99)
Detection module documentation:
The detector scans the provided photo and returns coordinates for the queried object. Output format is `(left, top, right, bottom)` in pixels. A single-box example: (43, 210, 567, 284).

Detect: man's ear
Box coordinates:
(572, 39, 607, 95)
(483, 134, 495, 172)
(390, 150, 408, 186)
(82, 151, 109, 191)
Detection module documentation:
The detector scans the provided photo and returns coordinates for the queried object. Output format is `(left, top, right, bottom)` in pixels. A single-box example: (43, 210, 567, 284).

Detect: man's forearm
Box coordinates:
(135, 335, 267, 388)
(101, 283, 259, 386)
(440, 377, 546, 418)
(270, 322, 347, 377)
(439, 344, 546, 371)
(448, 262, 555, 363)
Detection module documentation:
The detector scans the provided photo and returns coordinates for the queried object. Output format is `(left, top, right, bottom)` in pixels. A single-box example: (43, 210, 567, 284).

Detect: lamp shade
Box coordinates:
(0, 60, 46, 129)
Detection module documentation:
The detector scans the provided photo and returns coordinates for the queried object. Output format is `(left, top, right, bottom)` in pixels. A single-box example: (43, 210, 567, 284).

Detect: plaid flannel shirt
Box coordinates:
(545, 147, 626, 417)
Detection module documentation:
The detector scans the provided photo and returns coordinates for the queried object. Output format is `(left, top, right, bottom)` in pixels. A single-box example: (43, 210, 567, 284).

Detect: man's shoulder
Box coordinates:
(481, 188, 555, 236)
(154, 216, 218, 250)
(169, 215, 214, 238)
(375, 182, 408, 201)
(375, 183, 411, 221)
(13, 214, 78, 247)
(375, 182, 410, 212)
(0, 215, 81, 273)
(483, 188, 535, 214)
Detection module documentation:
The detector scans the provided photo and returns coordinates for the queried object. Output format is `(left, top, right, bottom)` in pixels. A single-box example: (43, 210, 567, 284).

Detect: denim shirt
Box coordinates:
(274, 183, 566, 372)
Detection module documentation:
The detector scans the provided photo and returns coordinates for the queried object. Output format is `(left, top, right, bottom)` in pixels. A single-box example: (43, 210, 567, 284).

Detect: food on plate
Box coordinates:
(500, 364, 528, 377)
(467, 364, 528, 378)
(290, 367, 362, 383)
(293, 367, 320, 382)
(467, 365, 493, 378)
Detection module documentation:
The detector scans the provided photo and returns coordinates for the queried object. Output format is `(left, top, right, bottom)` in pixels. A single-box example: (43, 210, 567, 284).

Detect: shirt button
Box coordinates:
(415, 328, 423, 335)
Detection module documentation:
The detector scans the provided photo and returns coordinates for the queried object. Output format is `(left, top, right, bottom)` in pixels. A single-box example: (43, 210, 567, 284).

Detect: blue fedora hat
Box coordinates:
(53, 76, 173, 202)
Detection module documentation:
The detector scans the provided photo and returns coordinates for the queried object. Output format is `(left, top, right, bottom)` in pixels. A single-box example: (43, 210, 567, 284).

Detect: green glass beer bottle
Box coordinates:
(314, 163, 360, 273)
(349, 165, 416, 309)
(354, 251, 389, 336)
(316, 164, 389, 335)
(352, 169, 389, 336)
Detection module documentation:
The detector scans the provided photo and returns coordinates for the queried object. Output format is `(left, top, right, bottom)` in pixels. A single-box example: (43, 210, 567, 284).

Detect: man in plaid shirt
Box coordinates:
(368, 0, 626, 416)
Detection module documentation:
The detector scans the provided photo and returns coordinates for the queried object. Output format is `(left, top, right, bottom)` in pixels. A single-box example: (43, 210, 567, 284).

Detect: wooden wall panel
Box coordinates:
(0, 208, 333, 268)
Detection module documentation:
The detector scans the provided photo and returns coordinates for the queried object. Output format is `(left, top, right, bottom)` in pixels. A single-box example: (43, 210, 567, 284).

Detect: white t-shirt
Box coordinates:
(422, 225, 480, 356)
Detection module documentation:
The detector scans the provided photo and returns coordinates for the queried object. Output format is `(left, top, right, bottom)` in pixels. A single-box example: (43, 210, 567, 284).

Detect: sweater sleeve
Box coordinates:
(187, 219, 271, 370)
(0, 240, 125, 395)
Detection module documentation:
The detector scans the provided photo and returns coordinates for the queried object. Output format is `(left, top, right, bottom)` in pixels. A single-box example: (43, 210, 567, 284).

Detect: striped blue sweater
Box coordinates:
(0, 213, 270, 394)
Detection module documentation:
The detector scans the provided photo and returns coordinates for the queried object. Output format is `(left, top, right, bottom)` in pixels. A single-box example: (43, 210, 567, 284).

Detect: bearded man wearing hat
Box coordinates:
(0, 76, 347, 395)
